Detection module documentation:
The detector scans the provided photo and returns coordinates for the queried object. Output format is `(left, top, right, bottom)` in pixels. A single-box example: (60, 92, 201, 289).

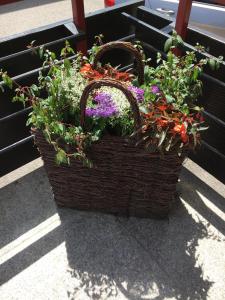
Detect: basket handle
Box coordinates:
(93, 41, 145, 85)
(80, 78, 142, 130)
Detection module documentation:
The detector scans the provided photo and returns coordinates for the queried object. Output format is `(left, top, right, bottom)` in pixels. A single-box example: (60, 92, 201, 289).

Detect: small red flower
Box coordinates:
(156, 118, 168, 128)
(172, 123, 188, 143)
(80, 63, 92, 73)
(158, 105, 168, 112)
(196, 113, 204, 123)
(115, 71, 131, 81)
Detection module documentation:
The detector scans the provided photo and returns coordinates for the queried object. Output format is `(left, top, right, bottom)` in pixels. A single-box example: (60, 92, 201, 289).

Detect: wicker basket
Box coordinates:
(34, 41, 185, 218)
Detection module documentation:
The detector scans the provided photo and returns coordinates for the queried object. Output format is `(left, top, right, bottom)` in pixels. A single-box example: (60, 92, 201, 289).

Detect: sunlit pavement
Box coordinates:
(0, 157, 225, 300)
(0, 0, 104, 38)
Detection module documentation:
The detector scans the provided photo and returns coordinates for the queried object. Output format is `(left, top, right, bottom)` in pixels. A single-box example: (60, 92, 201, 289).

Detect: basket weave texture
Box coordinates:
(35, 130, 184, 218)
(34, 41, 185, 218)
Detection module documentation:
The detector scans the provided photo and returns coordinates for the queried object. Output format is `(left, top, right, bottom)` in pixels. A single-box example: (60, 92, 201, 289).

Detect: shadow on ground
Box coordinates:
(59, 185, 213, 299)
(1, 162, 225, 299)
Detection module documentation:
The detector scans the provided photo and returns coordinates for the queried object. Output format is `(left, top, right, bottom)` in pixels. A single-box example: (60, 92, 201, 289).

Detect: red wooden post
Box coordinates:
(71, 0, 87, 54)
(174, 0, 192, 56)
(175, 0, 193, 40)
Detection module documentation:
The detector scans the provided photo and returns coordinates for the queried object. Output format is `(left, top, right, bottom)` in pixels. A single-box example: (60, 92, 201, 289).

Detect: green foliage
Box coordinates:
(140, 34, 222, 115)
(0, 35, 223, 166)
(0, 70, 13, 91)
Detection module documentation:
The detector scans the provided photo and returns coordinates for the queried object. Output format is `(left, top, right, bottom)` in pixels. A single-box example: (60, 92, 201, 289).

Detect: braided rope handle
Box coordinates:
(93, 41, 145, 85)
(80, 78, 142, 130)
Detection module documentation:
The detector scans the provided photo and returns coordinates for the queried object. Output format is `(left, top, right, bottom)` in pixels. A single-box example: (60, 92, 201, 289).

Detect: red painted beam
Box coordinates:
(175, 0, 193, 41)
(214, 0, 225, 6)
(71, 0, 87, 54)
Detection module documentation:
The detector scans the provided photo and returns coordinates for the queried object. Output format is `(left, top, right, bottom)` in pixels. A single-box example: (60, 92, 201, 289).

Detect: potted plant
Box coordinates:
(0, 33, 222, 217)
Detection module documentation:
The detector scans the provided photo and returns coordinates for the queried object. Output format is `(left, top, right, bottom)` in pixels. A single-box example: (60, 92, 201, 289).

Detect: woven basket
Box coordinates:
(34, 41, 185, 218)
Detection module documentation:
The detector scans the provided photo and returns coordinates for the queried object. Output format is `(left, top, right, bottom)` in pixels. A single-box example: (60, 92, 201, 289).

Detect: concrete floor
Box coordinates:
(0, 157, 225, 300)
(0, 0, 104, 38)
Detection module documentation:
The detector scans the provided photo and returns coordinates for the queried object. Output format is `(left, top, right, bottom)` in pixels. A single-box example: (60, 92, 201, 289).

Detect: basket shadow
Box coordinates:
(58, 197, 212, 300)
(179, 166, 225, 236)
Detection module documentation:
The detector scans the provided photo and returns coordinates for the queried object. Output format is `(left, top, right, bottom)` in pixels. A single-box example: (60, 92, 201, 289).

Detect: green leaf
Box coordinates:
(197, 126, 209, 131)
(209, 58, 216, 71)
(0, 84, 4, 92)
(132, 78, 139, 87)
(192, 131, 197, 147)
(192, 67, 199, 81)
(165, 137, 173, 151)
(2, 73, 13, 89)
(51, 52, 56, 60)
(64, 58, 71, 70)
(181, 104, 190, 115)
(26, 118, 32, 126)
(165, 95, 175, 103)
(192, 106, 201, 111)
(58, 123, 65, 133)
(30, 84, 39, 92)
(177, 35, 184, 45)
(158, 130, 167, 147)
(139, 106, 149, 114)
(164, 38, 173, 52)
(215, 60, 220, 71)
(43, 129, 51, 143)
(55, 149, 67, 165)
(38, 47, 44, 59)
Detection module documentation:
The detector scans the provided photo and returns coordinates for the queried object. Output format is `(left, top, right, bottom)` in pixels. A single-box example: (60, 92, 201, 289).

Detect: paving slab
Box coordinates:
(0, 157, 225, 300)
(0, 0, 104, 38)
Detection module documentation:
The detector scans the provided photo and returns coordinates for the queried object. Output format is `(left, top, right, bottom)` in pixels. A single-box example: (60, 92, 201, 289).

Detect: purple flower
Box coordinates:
(85, 92, 118, 118)
(151, 85, 160, 94)
(128, 85, 144, 102)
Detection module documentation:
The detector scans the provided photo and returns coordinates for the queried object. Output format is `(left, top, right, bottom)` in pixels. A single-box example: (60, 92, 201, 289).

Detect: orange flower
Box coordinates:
(173, 124, 183, 133)
(80, 64, 104, 81)
(158, 105, 168, 111)
(143, 111, 154, 118)
(181, 131, 188, 143)
(172, 124, 188, 143)
(157, 118, 168, 128)
(80, 63, 92, 73)
(115, 71, 131, 82)
(80, 63, 132, 82)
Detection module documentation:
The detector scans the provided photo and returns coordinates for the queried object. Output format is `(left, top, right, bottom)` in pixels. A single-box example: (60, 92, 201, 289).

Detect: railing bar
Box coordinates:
(0, 34, 138, 87)
(161, 23, 175, 34)
(0, 32, 85, 63)
(0, 135, 34, 155)
(0, 53, 77, 87)
(201, 141, 225, 161)
(0, 107, 32, 123)
(122, 12, 225, 66)
(118, 34, 135, 41)
(201, 73, 225, 88)
(203, 111, 225, 128)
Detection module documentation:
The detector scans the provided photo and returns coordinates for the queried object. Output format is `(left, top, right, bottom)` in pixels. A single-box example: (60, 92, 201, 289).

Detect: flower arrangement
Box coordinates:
(0, 33, 222, 166)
